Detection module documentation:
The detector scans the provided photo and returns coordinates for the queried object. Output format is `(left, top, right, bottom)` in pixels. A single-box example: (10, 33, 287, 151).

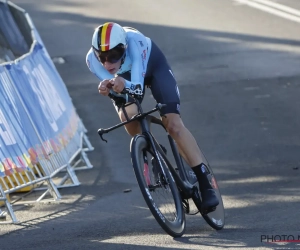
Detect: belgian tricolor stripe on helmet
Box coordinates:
(99, 22, 113, 51)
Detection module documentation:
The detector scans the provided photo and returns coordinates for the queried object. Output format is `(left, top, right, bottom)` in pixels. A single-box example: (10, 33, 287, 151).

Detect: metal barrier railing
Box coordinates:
(0, 0, 94, 223)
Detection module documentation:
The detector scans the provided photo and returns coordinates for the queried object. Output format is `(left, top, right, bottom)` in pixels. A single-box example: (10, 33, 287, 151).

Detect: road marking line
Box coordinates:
(255, 94, 270, 98)
(244, 86, 260, 91)
(252, 0, 300, 17)
(234, 0, 300, 23)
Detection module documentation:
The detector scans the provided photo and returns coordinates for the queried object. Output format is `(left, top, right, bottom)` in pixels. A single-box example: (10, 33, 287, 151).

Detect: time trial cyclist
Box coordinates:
(86, 22, 219, 211)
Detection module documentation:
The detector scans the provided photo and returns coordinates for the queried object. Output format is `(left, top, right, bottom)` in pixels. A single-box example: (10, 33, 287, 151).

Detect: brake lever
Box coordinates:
(97, 128, 108, 143)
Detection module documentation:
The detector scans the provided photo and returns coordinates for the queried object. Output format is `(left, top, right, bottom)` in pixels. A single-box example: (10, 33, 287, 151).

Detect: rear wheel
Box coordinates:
(180, 156, 225, 230)
(130, 135, 185, 237)
(198, 163, 225, 230)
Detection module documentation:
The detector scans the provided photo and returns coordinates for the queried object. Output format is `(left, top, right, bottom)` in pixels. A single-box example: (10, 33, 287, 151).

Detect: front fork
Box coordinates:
(142, 151, 151, 186)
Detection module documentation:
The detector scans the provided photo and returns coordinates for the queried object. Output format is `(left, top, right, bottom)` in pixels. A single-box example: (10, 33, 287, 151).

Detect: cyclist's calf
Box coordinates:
(162, 113, 203, 167)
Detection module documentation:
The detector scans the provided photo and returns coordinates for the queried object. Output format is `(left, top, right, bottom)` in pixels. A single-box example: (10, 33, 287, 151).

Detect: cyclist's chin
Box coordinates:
(104, 61, 121, 74)
(103, 66, 118, 75)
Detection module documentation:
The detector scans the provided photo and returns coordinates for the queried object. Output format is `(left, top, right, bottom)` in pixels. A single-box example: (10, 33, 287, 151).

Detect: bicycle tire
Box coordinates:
(183, 157, 225, 230)
(200, 163, 225, 230)
(179, 151, 225, 230)
(130, 135, 185, 237)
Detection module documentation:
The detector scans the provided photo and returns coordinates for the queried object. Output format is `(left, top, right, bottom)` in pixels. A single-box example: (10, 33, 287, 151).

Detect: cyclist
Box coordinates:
(86, 22, 219, 210)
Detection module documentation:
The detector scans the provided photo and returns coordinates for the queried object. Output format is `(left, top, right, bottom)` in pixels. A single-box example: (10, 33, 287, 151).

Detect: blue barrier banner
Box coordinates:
(0, 67, 36, 176)
(5, 42, 80, 159)
(0, 42, 82, 177)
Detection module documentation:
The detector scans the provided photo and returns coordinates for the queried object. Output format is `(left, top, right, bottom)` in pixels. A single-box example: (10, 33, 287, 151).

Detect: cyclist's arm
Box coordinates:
(86, 48, 114, 80)
(86, 49, 125, 99)
(123, 38, 147, 96)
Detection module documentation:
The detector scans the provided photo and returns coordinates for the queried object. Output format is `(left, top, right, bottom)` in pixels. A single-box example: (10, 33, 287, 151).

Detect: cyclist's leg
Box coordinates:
(148, 42, 219, 208)
(115, 103, 141, 136)
(150, 77, 204, 170)
(161, 113, 219, 208)
(113, 71, 142, 136)
(161, 114, 203, 166)
(147, 43, 202, 166)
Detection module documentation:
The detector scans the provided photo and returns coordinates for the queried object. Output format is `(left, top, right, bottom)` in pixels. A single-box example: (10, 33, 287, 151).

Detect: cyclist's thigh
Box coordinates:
(146, 42, 180, 116)
(114, 101, 141, 135)
(150, 65, 180, 116)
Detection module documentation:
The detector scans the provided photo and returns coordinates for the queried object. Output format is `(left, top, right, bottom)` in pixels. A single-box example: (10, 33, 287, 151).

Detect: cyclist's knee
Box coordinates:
(162, 114, 185, 138)
(119, 112, 128, 123)
(124, 121, 140, 136)
(118, 104, 140, 136)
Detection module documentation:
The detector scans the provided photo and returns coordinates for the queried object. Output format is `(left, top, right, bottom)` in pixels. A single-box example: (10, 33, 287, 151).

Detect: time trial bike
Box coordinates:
(98, 91, 225, 237)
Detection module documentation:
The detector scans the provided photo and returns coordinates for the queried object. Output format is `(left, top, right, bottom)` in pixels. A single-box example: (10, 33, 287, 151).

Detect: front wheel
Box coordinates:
(130, 135, 185, 237)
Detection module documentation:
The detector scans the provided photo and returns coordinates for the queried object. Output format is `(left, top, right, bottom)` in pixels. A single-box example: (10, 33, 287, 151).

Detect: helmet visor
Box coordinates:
(94, 44, 125, 64)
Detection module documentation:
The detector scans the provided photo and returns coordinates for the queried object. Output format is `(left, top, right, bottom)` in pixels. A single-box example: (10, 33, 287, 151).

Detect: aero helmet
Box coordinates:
(92, 22, 127, 52)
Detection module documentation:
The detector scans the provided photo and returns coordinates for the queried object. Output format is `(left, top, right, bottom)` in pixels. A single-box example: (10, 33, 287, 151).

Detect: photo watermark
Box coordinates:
(261, 234, 300, 244)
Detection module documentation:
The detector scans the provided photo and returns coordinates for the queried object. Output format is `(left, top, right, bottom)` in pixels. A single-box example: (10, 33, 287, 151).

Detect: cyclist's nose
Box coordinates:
(103, 61, 113, 68)
(103, 61, 113, 69)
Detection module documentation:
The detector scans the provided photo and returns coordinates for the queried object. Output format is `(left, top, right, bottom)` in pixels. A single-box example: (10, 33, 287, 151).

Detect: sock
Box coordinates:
(192, 163, 212, 191)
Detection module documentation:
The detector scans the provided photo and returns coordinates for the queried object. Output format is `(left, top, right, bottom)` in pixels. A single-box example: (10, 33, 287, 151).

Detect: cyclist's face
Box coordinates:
(102, 60, 121, 75)
(94, 45, 125, 75)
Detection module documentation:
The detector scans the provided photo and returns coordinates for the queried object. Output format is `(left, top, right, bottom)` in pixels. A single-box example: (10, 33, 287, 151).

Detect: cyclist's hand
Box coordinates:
(98, 79, 111, 96)
(110, 76, 125, 93)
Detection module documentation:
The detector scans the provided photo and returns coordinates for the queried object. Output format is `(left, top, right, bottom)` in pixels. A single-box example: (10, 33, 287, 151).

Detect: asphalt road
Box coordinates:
(1, 0, 300, 249)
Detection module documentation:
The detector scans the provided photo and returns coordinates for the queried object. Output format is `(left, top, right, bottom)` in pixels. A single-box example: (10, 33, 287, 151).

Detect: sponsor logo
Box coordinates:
(139, 41, 144, 47)
(175, 85, 180, 98)
(212, 218, 223, 226)
(210, 176, 218, 189)
(141, 54, 145, 70)
(126, 84, 143, 96)
(189, 171, 197, 179)
(142, 49, 146, 60)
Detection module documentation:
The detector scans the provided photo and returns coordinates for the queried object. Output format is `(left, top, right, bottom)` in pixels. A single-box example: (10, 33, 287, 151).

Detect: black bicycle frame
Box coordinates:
(147, 126, 195, 199)
(98, 98, 196, 199)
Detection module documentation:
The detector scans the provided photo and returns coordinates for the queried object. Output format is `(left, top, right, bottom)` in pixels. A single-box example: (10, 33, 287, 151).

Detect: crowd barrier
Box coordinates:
(0, 0, 94, 223)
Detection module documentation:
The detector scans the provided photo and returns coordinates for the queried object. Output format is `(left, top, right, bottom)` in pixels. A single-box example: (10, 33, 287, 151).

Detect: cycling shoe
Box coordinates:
(201, 189, 219, 209)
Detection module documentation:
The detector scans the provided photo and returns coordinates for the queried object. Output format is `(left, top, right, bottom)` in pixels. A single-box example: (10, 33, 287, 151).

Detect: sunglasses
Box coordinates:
(94, 46, 126, 64)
